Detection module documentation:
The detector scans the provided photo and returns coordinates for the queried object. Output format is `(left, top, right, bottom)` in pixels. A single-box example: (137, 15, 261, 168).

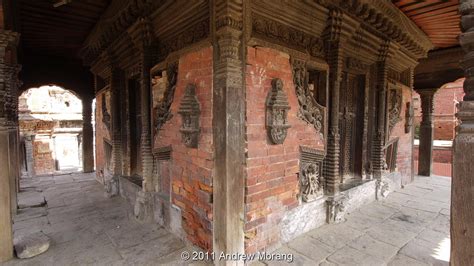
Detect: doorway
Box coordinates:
(339, 73, 365, 182)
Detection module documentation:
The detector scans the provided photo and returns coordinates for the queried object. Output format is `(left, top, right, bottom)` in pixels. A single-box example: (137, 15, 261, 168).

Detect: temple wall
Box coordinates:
(389, 84, 414, 185)
(153, 47, 213, 250)
(95, 89, 111, 183)
(244, 47, 325, 253)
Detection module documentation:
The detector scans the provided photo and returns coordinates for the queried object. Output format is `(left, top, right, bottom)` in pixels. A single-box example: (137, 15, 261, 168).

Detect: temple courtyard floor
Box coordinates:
(4, 173, 450, 265)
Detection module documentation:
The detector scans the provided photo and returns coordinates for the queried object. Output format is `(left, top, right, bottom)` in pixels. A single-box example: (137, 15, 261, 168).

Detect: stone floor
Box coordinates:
(259, 175, 451, 266)
(4, 173, 450, 265)
(5, 173, 198, 266)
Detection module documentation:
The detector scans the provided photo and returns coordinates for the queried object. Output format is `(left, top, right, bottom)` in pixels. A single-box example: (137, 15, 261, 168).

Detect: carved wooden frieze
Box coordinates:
(266, 78, 291, 144)
(292, 60, 326, 138)
(178, 84, 200, 148)
(346, 57, 369, 72)
(155, 62, 178, 133)
(101, 94, 111, 132)
(299, 146, 325, 202)
(157, 20, 209, 61)
(252, 16, 324, 58)
(388, 88, 402, 134)
(405, 102, 414, 133)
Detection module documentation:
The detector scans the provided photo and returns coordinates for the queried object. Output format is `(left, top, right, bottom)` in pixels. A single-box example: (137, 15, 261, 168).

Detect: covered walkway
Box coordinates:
(7, 172, 450, 265)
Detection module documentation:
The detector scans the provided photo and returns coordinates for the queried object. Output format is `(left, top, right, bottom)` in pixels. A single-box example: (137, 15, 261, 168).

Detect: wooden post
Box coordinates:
(417, 88, 438, 177)
(451, 1, 474, 264)
(82, 95, 95, 173)
(212, 0, 246, 262)
(0, 30, 20, 263)
(0, 131, 13, 262)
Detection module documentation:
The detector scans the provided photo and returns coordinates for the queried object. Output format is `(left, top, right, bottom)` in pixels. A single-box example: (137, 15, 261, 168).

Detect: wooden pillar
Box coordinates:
(24, 134, 35, 177)
(451, 1, 474, 264)
(0, 131, 13, 262)
(417, 88, 438, 177)
(372, 55, 388, 180)
(128, 19, 154, 192)
(323, 9, 345, 196)
(105, 63, 124, 196)
(82, 95, 94, 173)
(0, 29, 20, 263)
(212, 0, 246, 261)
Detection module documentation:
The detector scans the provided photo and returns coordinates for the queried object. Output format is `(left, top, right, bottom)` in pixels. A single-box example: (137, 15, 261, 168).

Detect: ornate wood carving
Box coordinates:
(266, 78, 291, 144)
(153, 145, 172, 161)
(346, 57, 369, 72)
(178, 84, 200, 148)
(322, 8, 345, 196)
(252, 16, 324, 57)
(292, 60, 326, 138)
(157, 20, 209, 61)
(299, 146, 325, 202)
(388, 88, 402, 134)
(101, 94, 111, 132)
(405, 102, 414, 133)
(372, 41, 391, 179)
(316, 0, 432, 58)
(155, 62, 178, 133)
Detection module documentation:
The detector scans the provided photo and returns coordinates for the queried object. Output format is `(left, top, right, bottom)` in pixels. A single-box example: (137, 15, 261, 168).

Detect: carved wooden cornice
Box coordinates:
(252, 15, 324, 58)
(317, 0, 433, 58)
(80, 0, 167, 65)
(157, 20, 209, 61)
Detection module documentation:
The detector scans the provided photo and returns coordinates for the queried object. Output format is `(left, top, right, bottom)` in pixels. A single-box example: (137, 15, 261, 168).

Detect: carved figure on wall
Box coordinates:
(155, 62, 178, 133)
(388, 88, 402, 134)
(405, 102, 414, 133)
(101, 94, 111, 131)
(266, 78, 291, 144)
(300, 163, 324, 202)
(178, 84, 200, 148)
(327, 196, 346, 224)
(292, 62, 326, 138)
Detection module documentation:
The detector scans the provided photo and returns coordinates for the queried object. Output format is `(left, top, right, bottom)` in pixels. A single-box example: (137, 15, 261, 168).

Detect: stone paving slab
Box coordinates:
(6, 172, 191, 265)
(261, 176, 451, 266)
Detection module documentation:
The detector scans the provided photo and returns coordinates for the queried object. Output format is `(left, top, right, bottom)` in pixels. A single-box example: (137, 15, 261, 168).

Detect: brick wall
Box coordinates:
(95, 89, 111, 183)
(413, 146, 452, 164)
(153, 47, 213, 250)
(389, 85, 414, 185)
(33, 138, 55, 175)
(244, 47, 325, 253)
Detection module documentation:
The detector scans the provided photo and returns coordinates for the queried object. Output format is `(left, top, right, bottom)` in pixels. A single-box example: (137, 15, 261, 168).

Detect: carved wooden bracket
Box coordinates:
(178, 84, 200, 148)
(292, 60, 326, 139)
(388, 88, 402, 134)
(155, 62, 178, 133)
(266, 78, 291, 144)
(405, 102, 414, 133)
(299, 146, 325, 202)
(101, 94, 111, 132)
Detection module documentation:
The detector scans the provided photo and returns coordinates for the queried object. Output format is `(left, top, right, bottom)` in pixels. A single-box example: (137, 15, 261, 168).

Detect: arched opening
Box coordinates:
(413, 78, 465, 177)
(18, 85, 95, 177)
